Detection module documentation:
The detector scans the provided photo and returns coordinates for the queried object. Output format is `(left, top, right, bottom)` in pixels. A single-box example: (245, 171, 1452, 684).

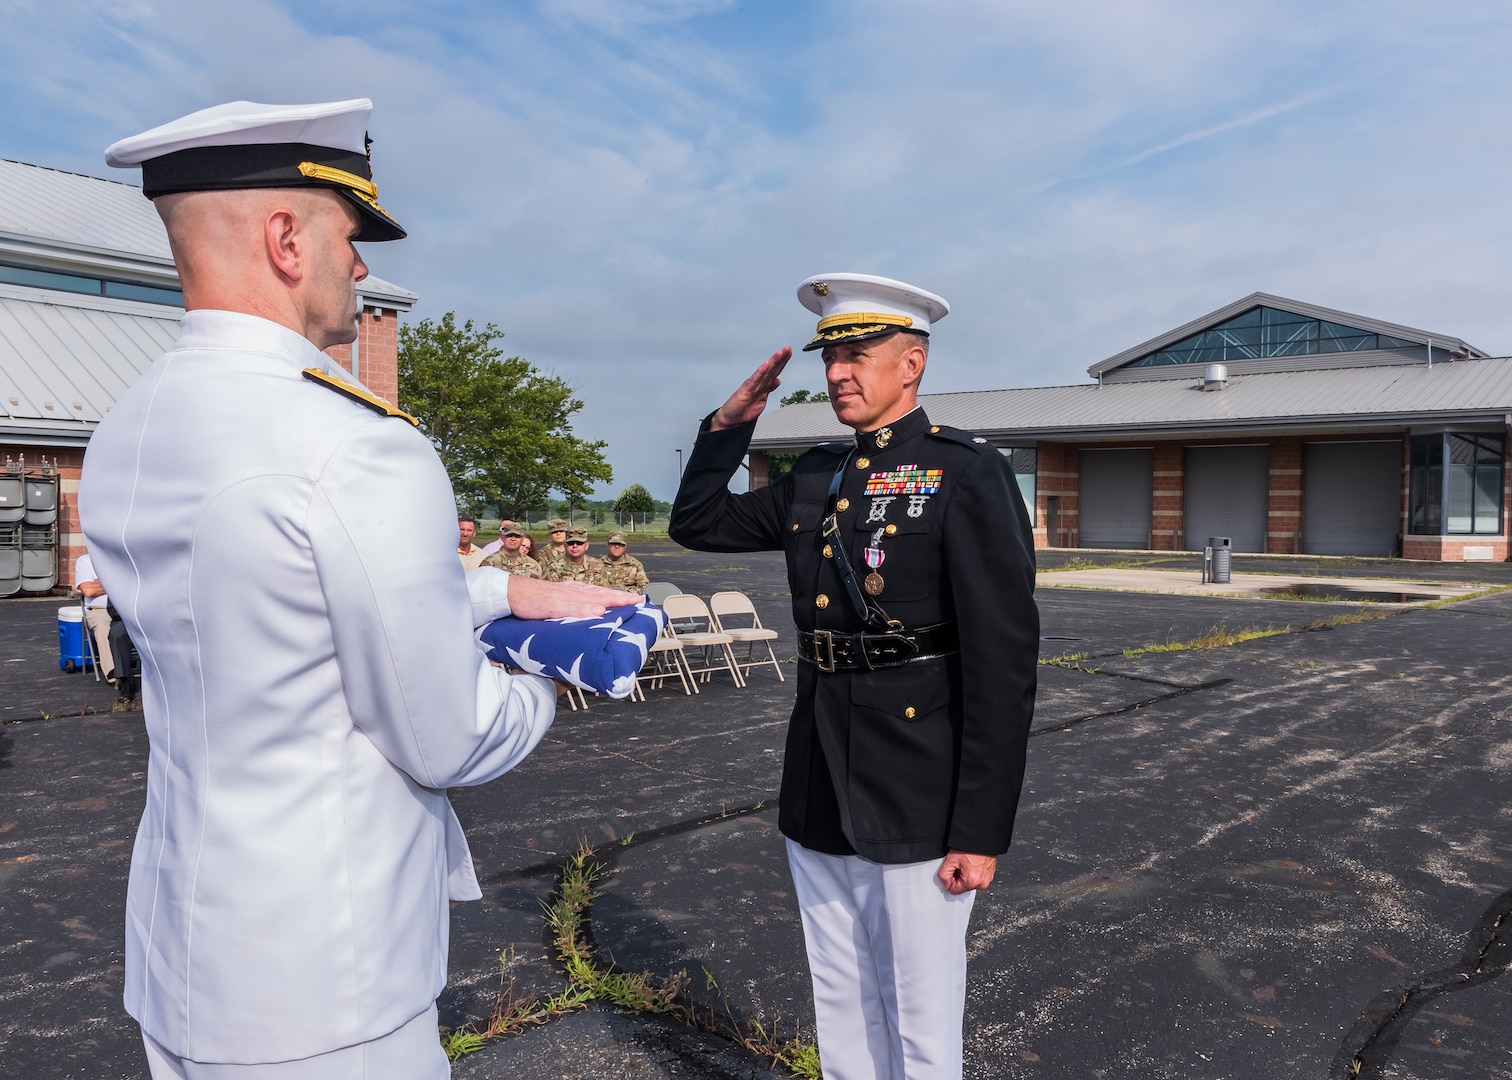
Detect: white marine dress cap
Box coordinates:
(797, 273, 949, 352)
(104, 99, 405, 242)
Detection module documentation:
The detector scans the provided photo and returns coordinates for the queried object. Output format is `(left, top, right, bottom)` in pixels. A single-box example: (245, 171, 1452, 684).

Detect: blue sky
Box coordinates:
(5, 1, 1512, 499)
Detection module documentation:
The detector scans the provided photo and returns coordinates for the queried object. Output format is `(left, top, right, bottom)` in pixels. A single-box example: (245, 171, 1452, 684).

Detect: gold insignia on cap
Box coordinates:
(855, 457, 870, 470)
(836, 498, 850, 512)
(815, 594, 830, 609)
(812, 282, 829, 296)
(297, 161, 394, 218)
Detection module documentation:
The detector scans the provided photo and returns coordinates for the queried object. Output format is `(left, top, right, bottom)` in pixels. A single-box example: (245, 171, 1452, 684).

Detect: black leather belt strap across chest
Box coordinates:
(797, 622, 959, 673)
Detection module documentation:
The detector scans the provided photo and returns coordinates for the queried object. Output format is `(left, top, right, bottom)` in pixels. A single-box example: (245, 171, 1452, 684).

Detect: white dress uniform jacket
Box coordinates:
(78, 310, 557, 1065)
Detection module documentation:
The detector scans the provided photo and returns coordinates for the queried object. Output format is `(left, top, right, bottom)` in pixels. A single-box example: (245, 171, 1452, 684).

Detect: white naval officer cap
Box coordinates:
(104, 99, 405, 242)
(796, 273, 949, 352)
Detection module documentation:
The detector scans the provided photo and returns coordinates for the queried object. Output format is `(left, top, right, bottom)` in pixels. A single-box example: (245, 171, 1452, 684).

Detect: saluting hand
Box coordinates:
(938, 851, 997, 894)
(710, 346, 793, 431)
(505, 576, 643, 620)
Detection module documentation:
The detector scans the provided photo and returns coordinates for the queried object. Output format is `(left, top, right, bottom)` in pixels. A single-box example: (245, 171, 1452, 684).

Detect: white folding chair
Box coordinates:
(709, 591, 785, 683)
(660, 594, 745, 688)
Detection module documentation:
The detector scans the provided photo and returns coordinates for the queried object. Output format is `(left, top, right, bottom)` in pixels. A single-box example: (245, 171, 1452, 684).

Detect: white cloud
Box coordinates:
(4, 1, 1512, 498)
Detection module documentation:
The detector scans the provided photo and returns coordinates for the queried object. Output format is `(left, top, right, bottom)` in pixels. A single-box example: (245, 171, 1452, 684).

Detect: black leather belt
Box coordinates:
(797, 622, 958, 673)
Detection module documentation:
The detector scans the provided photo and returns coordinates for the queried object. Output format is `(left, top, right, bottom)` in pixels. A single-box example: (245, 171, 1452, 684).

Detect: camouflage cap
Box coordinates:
(565, 527, 589, 543)
(606, 530, 628, 545)
(501, 524, 526, 537)
(546, 518, 569, 532)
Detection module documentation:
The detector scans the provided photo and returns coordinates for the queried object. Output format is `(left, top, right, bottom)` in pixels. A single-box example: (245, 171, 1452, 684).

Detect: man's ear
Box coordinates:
(263, 207, 303, 283)
(900, 340, 927, 389)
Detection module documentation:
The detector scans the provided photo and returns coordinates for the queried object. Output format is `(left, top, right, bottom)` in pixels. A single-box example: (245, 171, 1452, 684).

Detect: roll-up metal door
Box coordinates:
(1079, 449, 1152, 548)
(1303, 441, 1401, 556)
(1185, 446, 1268, 552)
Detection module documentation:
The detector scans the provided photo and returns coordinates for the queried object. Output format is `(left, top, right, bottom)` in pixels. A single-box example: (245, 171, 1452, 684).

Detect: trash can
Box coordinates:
(58, 606, 91, 672)
(1204, 536, 1232, 584)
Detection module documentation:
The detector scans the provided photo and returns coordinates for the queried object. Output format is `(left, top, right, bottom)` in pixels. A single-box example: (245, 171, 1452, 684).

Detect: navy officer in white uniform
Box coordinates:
(671, 275, 1038, 1079)
(81, 100, 634, 1079)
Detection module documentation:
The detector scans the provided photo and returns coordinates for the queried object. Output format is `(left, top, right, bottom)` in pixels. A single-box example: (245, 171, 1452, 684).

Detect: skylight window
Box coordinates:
(1128, 305, 1420, 367)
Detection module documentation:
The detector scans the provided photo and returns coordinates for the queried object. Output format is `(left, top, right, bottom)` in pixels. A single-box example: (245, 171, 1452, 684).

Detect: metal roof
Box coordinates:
(0, 283, 179, 446)
(749, 357, 1512, 450)
(1089, 292, 1485, 378)
(0, 157, 416, 307)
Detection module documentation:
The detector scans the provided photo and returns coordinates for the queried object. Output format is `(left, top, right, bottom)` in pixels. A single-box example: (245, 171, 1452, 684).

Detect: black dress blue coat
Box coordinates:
(670, 406, 1038, 864)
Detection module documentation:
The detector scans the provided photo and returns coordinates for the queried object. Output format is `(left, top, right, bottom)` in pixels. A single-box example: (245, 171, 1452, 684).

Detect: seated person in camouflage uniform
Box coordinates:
(545, 527, 602, 583)
(480, 524, 541, 578)
(596, 529, 649, 593)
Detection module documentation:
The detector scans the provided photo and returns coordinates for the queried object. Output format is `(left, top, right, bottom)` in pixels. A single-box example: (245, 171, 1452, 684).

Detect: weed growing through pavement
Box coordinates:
(440, 843, 820, 1078)
(1117, 611, 1391, 659)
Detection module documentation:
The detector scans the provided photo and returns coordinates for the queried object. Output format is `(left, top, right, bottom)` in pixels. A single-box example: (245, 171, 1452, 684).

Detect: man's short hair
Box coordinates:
(458, 516, 478, 527)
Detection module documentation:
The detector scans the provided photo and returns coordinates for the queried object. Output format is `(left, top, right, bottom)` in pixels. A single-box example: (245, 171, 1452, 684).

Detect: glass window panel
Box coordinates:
(103, 280, 184, 306)
(1376, 334, 1419, 350)
(1473, 467, 1501, 532)
(1476, 434, 1504, 465)
(1446, 464, 1474, 532)
(1448, 435, 1477, 465)
(0, 263, 101, 295)
(1225, 307, 1263, 328)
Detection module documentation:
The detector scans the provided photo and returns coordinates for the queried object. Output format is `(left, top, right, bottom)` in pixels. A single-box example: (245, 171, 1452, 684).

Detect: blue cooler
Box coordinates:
(58, 606, 93, 673)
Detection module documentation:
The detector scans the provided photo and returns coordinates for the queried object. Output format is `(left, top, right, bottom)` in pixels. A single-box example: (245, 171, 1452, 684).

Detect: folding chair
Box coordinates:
(492, 659, 587, 709)
(660, 594, 744, 688)
(709, 591, 785, 683)
(636, 630, 694, 697)
(644, 581, 683, 607)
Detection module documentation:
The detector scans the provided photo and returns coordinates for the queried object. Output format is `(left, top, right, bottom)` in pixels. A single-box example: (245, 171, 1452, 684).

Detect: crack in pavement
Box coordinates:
(1030, 679, 1233, 737)
(1330, 886, 1512, 1078)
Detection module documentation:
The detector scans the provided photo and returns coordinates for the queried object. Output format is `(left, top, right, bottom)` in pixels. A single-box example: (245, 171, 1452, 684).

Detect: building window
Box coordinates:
(0, 262, 184, 307)
(1128, 305, 1422, 368)
(1410, 433, 1504, 535)
(1000, 447, 1036, 518)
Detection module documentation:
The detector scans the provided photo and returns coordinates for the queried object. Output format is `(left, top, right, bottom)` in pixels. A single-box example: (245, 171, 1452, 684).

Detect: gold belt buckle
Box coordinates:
(812, 629, 837, 673)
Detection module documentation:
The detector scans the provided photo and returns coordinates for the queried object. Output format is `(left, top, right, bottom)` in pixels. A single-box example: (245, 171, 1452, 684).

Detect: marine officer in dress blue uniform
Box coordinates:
(81, 99, 633, 1079)
(671, 274, 1038, 1080)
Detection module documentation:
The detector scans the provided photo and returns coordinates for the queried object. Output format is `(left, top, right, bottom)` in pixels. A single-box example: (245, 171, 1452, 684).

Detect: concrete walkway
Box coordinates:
(1037, 567, 1485, 603)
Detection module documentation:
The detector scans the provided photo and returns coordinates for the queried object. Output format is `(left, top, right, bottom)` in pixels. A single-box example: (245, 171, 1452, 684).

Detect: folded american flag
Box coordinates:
(479, 603, 666, 699)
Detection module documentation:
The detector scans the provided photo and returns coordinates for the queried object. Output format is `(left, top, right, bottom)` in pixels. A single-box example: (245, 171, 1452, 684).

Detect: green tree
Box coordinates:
(780, 388, 828, 406)
(398, 313, 612, 517)
(614, 483, 656, 524)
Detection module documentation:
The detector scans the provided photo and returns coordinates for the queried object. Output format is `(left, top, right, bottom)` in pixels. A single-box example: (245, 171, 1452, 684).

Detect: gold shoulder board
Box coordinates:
(301, 368, 418, 425)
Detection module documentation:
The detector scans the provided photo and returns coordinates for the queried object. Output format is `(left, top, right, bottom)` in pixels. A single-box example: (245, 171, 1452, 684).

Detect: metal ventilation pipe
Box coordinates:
(1202, 363, 1228, 391)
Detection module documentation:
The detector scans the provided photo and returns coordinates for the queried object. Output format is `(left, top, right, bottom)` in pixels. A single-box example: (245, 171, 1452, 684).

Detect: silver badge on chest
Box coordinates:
(907, 494, 929, 518)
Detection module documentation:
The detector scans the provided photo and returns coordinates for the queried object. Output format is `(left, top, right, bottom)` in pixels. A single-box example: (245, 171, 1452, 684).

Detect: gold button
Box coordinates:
(885, 523, 897, 536)
(836, 497, 850, 512)
(822, 544, 833, 558)
(791, 523, 800, 532)
(930, 425, 939, 433)
(856, 457, 871, 470)
(904, 706, 916, 719)
(816, 594, 830, 609)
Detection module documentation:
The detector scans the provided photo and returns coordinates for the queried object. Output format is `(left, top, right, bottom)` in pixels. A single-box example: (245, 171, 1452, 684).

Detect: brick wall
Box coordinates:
(748, 450, 770, 492)
(1035, 442, 1078, 548)
(1266, 439, 1303, 554)
(1151, 444, 1183, 550)
(325, 306, 400, 404)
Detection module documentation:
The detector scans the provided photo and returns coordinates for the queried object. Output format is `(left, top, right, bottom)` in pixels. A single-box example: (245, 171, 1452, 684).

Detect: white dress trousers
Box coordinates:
(78, 310, 557, 1071)
(786, 840, 976, 1080)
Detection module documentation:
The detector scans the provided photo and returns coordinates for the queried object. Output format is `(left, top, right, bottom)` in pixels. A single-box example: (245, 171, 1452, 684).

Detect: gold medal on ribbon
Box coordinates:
(863, 572, 885, 596)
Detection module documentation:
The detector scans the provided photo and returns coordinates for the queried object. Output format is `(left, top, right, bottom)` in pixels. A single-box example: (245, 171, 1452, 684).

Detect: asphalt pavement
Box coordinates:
(2, 545, 1510, 1079)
